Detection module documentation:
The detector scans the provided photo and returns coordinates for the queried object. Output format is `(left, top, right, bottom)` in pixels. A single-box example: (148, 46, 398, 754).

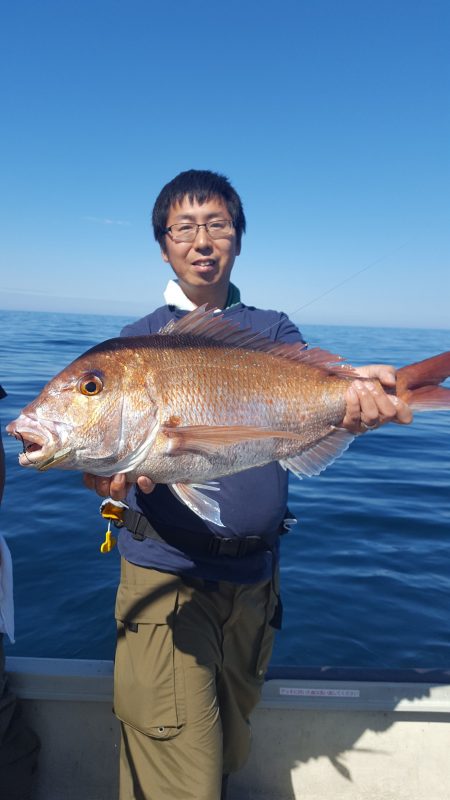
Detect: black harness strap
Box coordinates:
(120, 508, 279, 559)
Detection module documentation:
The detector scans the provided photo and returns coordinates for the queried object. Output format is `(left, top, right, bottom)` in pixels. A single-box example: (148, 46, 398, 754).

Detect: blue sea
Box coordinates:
(1, 309, 449, 669)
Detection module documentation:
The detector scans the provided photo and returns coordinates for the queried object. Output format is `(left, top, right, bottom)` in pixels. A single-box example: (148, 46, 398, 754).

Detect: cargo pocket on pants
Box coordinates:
(114, 572, 186, 740)
(253, 577, 278, 684)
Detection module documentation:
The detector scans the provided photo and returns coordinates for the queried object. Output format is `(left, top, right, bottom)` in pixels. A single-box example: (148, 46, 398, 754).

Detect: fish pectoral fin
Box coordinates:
(169, 482, 224, 527)
(280, 428, 354, 478)
(161, 424, 304, 456)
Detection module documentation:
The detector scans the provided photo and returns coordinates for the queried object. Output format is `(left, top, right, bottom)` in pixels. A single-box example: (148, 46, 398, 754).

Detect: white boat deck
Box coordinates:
(6, 656, 450, 800)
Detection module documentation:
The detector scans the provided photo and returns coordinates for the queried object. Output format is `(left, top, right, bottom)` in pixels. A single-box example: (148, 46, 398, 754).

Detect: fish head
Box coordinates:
(6, 338, 158, 475)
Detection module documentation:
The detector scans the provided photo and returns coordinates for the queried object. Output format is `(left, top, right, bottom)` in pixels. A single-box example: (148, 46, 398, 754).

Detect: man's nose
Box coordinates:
(193, 224, 212, 247)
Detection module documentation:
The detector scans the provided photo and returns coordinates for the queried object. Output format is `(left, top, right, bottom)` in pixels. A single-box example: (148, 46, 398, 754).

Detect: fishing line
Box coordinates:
(156, 234, 418, 369)
(1, 222, 440, 369)
(281, 246, 410, 321)
(146, 229, 435, 377)
(229, 234, 416, 351)
(17, 431, 35, 465)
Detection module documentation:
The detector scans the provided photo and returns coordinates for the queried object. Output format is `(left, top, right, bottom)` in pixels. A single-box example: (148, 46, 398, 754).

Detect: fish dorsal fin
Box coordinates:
(280, 428, 354, 478)
(159, 306, 355, 377)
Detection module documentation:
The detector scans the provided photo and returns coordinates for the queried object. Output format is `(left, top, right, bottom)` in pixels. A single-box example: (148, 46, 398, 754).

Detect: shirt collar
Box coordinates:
(163, 279, 241, 311)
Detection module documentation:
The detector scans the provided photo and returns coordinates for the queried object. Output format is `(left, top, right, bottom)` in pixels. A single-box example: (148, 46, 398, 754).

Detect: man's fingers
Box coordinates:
(361, 382, 413, 426)
(109, 473, 128, 501)
(364, 381, 401, 422)
(346, 363, 414, 432)
(353, 381, 380, 426)
(342, 382, 379, 432)
(356, 364, 397, 387)
(82, 472, 129, 500)
(342, 385, 364, 432)
(82, 473, 113, 497)
(83, 473, 96, 491)
(342, 379, 414, 434)
(137, 476, 156, 494)
(389, 396, 414, 425)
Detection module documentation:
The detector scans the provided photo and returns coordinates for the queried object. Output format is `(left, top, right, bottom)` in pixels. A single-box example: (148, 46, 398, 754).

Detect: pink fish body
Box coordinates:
(6, 307, 450, 525)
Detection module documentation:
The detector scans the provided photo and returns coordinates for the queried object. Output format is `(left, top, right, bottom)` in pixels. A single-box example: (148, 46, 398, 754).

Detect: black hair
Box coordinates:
(152, 169, 246, 249)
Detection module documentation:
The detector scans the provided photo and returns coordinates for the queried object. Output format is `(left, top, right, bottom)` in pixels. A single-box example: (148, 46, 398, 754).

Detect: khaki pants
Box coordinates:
(114, 558, 278, 800)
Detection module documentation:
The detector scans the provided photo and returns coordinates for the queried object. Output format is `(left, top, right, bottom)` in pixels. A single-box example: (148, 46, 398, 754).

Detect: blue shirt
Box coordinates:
(118, 303, 304, 583)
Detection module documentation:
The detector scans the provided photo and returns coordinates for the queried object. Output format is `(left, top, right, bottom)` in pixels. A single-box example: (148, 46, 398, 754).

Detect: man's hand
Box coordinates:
(83, 473, 156, 501)
(342, 365, 413, 434)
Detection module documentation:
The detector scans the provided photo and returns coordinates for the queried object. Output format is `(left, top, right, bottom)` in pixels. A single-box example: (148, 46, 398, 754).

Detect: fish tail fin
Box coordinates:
(397, 351, 450, 411)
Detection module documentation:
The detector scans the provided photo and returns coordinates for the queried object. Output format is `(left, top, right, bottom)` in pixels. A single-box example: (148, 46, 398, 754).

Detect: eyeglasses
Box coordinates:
(164, 219, 234, 243)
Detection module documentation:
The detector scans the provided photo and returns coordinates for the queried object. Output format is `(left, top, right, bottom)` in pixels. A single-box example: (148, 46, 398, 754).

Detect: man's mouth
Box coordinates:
(192, 259, 216, 272)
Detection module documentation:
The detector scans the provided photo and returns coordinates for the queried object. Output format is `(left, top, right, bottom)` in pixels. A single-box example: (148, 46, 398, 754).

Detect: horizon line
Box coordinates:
(1, 305, 449, 334)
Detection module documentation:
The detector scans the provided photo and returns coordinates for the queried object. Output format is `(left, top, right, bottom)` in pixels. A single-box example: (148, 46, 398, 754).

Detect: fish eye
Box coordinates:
(78, 374, 104, 396)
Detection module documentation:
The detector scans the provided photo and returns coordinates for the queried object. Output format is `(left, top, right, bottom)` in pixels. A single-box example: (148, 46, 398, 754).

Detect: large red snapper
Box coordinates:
(6, 306, 450, 526)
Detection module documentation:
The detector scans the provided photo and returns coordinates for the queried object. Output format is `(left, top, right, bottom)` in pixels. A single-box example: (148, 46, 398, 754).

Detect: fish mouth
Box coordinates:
(17, 431, 47, 465)
(6, 417, 70, 470)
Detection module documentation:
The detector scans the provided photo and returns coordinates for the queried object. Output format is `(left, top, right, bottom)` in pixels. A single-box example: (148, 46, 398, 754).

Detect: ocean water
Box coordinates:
(1, 309, 449, 669)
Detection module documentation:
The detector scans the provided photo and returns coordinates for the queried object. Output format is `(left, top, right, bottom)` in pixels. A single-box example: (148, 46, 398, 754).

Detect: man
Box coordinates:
(85, 170, 412, 800)
(0, 387, 40, 800)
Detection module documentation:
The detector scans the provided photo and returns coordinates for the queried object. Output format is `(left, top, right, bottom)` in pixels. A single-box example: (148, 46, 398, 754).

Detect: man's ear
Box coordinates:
(161, 246, 170, 263)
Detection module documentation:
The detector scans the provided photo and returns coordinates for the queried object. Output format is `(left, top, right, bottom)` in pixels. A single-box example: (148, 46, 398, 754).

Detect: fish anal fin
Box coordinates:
(280, 428, 354, 478)
(162, 424, 305, 456)
(169, 482, 224, 526)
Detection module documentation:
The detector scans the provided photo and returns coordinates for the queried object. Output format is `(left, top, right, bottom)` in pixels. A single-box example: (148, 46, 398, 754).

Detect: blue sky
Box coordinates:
(1, 0, 449, 329)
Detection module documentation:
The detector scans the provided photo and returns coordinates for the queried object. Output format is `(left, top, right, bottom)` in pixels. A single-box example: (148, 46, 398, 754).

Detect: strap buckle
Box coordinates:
(208, 535, 266, 558)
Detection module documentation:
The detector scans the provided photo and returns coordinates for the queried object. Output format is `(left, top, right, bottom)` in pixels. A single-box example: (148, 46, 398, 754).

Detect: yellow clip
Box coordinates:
(100, 521, 117, 554)
(100, 500, 126, 523)
(99, 499, 126, 553)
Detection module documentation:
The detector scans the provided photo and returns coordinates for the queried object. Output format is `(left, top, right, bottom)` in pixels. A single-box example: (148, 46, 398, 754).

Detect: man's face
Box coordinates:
(161, 196, 240, 299)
